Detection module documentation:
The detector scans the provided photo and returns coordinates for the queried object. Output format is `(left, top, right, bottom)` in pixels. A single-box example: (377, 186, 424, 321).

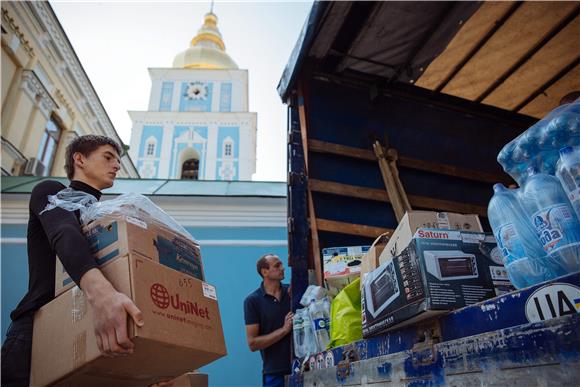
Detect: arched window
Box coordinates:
(145, 136, 157, 157)
(146, 142, 155, 156)
(223, 137, 234, 158)
(181, 158, 199, 180)
(37, 117, 62, 176)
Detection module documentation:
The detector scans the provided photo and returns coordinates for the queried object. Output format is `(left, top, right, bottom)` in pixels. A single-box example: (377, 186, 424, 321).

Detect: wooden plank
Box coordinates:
(408, 194, 487, 217)
(317, 218, 394, 239)
(307, 191, 322, 285)
(308, 139, 510, 184)
(387, 148, 412, 213)
(374, 141, 406, 222)
(309, 138, 376, 161)
(297, 84, 323, 286)
(309, 179, 389, 202)
(298, 103, 310, 171)
(397, 155, 509, 185)
(309, 179, 488, 217)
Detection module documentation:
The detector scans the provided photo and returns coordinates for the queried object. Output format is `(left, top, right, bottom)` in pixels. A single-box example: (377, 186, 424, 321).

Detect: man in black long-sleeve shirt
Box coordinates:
(1, 135, 144, 387)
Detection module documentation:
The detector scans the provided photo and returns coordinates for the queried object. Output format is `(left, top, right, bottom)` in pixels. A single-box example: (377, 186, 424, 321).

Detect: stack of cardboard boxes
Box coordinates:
(360, 211, 513, 337)
(31, 214, 227, 386)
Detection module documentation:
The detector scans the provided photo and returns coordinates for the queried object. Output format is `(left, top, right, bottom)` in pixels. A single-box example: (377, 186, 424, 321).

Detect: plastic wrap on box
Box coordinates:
(41, 189, 196, 243)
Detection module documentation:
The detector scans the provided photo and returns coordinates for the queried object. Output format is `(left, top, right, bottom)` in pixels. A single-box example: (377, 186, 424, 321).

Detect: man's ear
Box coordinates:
(72, 152, 85, 169)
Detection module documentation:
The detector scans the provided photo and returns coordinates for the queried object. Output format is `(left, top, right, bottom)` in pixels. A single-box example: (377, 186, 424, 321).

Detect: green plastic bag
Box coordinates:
(328, 277, 362, 348)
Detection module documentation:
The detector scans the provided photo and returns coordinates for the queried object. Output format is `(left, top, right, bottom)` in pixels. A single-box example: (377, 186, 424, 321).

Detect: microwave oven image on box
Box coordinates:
(424, 250, 479, 281)
(365, 260, 400, 318)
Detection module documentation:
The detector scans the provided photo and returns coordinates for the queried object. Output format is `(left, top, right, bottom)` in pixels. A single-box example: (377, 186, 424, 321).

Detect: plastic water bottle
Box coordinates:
(308, 299, 330, 352)
(488, 184, 550, 288)
(302, 310, 317, 355)
(293, 309, 305, 358)
(556, 146, 580, 219)
(520, 166, 580, 276)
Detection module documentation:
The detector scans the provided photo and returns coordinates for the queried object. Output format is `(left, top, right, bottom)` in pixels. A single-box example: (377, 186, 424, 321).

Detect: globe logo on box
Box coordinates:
(150, 283, 170, 309)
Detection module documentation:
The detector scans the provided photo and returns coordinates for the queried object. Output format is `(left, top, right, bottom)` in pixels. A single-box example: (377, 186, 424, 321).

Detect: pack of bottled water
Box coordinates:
(497, 101, 580, 185)
(293, 290, 331, 357)
(489, 99, 580, 288)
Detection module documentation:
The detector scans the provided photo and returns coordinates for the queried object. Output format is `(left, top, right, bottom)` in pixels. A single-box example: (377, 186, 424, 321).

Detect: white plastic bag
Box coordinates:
(41, 189, 196, 242)
(300, 285, 327, 307)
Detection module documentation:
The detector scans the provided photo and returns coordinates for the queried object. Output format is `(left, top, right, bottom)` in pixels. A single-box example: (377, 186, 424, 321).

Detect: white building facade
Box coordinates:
(129, 13, 257, 181)
(1, 2, 138, 178)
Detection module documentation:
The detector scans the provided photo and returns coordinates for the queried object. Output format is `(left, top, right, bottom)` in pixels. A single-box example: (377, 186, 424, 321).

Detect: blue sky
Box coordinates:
(51, 1, 313, 181)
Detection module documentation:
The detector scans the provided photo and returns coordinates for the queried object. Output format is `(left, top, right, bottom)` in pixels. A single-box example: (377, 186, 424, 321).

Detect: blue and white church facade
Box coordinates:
(129, 12, 257, 181)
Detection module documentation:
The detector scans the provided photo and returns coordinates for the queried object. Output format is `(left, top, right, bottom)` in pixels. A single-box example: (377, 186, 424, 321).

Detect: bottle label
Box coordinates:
(293, 319, 303, 329)
(567, 188, 580, 204)
(313, 318, 328, 331)
(532, 204, 578, 252)
(496, 223, 526, 263)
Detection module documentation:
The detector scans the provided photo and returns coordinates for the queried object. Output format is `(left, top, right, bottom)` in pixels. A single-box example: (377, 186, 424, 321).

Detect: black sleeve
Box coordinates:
(30, 181, 98, 286)
(243, 296, 260, 326)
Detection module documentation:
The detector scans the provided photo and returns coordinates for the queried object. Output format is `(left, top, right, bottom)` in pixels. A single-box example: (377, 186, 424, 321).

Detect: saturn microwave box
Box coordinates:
(55, 215, 203, 297)
(33, 254, 226, 387)
(360, 233, 390, 290)
(380, 211, 483, 265)
(362, 228, 513, 338)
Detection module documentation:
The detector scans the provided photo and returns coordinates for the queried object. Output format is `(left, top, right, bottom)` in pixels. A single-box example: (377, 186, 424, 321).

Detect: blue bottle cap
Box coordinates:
(493, 183, 506, 193)
(560, 146, 573, 156)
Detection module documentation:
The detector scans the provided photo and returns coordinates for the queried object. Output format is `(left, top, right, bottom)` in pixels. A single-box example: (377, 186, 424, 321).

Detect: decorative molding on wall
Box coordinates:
(1, 194, 287, 227)
(55, 88, 75, 120)
(27, 2, 138, 177)
(1, 7, 34, 58)
(20, 70, 57, 118)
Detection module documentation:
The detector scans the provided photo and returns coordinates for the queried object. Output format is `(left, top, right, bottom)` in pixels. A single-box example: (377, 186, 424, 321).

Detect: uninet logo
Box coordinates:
(150, 283, 170, 309)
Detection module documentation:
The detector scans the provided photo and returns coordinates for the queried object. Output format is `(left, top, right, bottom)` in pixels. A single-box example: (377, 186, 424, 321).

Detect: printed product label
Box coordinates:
(532, 204, 576, 253)
(489, 265, 509, 281)
(202, 282, 217, 300)
(495, 223, 526, 263)
(313, 318, 327, 331)
(567, 187, 580, 210)
(436, 212, 450, 229)
(126, 216, 147, 229)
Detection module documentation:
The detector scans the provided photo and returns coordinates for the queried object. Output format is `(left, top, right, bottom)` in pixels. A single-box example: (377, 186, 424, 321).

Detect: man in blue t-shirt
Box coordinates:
(244, 254, 294, 387)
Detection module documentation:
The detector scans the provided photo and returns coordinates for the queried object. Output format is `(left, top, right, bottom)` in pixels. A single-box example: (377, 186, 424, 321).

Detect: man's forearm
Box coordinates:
(249, 326, 289, 352)
(80, 268, 116, 302)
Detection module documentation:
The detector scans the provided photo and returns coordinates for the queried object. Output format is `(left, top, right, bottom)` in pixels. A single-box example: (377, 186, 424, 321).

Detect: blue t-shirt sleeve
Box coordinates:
(244, 295, 260, 325)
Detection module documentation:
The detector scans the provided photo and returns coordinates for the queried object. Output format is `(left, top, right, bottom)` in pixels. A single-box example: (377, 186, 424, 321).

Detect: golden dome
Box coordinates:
(173, 12, 238, 70)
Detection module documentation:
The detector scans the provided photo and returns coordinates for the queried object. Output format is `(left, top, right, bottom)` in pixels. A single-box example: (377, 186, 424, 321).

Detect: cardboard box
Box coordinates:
(362, 228, 513, 338)
(360, 233, 390, 289)
(381, 211, 483, 264)
(171, 372, 208, 387)
(31, 371, 209, 387)
(55, 215, 203, 296)
(32, 254, 226, 387)
(322, 245, 369, 297)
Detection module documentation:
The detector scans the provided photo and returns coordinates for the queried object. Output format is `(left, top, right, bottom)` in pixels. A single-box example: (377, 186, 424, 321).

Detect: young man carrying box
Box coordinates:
(1, 135, 144, 387)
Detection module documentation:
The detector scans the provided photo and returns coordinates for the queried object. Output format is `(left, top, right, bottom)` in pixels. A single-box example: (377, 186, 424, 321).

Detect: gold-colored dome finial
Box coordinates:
(190, 10, 224, 51)
(173, 7, 238, 69)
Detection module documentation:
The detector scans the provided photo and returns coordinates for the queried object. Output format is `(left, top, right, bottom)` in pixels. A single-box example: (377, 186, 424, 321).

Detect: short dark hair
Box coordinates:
(64, 135, 122, 179)
(256, 253, 276, 278)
